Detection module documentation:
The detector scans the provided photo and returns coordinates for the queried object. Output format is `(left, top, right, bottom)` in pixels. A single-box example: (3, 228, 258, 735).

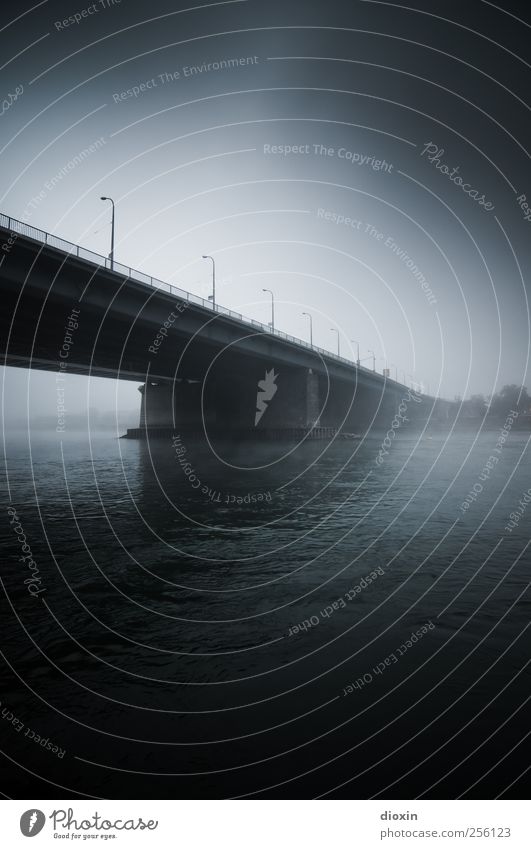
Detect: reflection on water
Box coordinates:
(1, 427, 529, 798)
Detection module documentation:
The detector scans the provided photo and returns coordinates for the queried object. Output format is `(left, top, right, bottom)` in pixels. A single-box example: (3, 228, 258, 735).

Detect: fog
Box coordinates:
(1, 0, 530, 417)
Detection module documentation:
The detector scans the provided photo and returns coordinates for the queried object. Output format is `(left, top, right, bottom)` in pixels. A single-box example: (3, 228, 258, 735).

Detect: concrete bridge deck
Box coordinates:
(0, 213, 450, 434)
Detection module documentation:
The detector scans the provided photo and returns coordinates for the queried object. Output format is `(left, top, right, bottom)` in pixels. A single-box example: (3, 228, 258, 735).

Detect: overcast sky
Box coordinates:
(1, 0, 530, 423)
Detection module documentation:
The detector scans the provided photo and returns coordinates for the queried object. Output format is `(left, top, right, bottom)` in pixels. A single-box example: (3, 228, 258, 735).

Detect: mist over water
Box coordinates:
(2, 425, 529, 798)
(1, 0, 531, 807)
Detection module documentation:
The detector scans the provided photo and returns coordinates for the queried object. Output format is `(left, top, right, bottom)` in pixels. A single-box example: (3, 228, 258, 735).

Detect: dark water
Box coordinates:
(1, 426, 529, 799)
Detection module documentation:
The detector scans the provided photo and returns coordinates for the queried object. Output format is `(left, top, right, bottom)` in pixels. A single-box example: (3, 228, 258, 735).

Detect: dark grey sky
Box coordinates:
(1, 0, 530, 420)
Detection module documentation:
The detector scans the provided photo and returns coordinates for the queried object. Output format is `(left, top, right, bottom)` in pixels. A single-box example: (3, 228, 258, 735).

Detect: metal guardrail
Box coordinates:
(0, 211, 412, 388)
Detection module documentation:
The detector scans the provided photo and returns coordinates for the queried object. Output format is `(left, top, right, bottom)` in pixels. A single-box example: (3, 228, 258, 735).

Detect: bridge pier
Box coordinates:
(127, 371, 425, 440)
(139, 382, 171, 429)
(137, 380, 211, 433)
(254, 367, 321, 430)
(130, 367, 323, 437)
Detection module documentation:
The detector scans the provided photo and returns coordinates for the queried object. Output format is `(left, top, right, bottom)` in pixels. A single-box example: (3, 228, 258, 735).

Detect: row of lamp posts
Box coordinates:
(98, 202, 416, 387)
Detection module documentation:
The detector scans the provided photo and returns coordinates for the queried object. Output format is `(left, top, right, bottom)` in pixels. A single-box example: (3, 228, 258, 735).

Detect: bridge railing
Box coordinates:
(0, 212, 415, 389)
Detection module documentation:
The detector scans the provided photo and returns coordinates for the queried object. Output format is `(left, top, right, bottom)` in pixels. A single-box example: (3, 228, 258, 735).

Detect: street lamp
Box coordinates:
(202, 255, 216, 307)
(368, 349, 376, 371)
(302, 311, 313, 346)
(380, 358, 395, 379)
(408, 374, 422, 393)
(330, 327, 340, 357)
(351, 339, 360, 365)
(100, 196, 115, 270)
(263, 288, 275, 330)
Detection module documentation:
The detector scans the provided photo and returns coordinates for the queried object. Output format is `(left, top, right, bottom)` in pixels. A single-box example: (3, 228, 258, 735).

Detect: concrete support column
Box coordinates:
(138, 381, 208, 430)
(255, 367, 321, 430)
(138, 369, 322, 434)
(138, 382, 174, 428)
(306, 369, 321, 428)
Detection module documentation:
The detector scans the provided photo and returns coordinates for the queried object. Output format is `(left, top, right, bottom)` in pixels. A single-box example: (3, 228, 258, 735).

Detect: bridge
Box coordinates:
(0, 213, 452, 438)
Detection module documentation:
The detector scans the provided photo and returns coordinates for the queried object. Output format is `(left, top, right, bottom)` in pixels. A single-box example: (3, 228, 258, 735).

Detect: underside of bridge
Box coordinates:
(135, 365, 398, 436)
(0, 222, 453, 439)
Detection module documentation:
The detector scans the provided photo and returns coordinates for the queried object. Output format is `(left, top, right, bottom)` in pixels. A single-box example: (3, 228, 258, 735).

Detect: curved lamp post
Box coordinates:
(100, 196, 115, 270)
(302, 311, 313, 346)
(330, 328, 340, 357)
(202, 255, 216, 307)
(351, 339, 360, 366)
(263, 288, 275, 330)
